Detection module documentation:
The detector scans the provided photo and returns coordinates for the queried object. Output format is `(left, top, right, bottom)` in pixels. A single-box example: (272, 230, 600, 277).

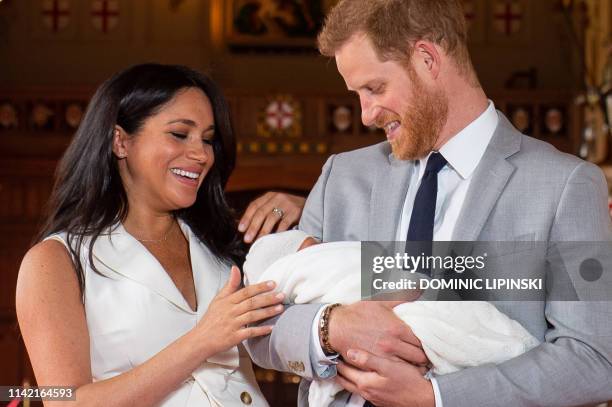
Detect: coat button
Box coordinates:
(240, 391, 252, 405)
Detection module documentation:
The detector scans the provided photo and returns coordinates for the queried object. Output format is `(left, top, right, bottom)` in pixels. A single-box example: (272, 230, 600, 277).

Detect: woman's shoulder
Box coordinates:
(16, 239, 88, 389)
(16, 238, 81, 326)
(19, 238, 77, 285)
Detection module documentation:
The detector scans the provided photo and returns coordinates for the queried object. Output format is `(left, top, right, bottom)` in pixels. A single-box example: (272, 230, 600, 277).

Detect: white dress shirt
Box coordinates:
(311, 101, 499, 407)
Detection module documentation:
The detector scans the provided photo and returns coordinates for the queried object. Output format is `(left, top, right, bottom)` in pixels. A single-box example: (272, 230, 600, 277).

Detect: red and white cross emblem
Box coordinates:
(42, 0, 71, 32)
(494, 0, 523, 36)
(91, 0, 120, 33)
(265, 100, 295, 131)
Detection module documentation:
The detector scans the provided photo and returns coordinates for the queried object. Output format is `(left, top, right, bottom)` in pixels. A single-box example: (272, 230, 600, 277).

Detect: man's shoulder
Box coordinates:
(516, 133, 602, 179)
(518, 133, 577, 164)
(495, 113, 592, 178)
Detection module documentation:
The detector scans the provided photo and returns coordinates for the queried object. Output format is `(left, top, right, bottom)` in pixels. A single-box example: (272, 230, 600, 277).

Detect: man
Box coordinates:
(244, 0, 612, 406)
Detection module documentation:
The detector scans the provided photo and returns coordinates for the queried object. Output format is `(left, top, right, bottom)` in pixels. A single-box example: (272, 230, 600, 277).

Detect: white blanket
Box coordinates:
(244, 232, 539, 407)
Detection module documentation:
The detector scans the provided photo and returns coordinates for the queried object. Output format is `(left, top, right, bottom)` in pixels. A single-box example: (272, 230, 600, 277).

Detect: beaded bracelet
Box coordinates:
(319, 303, 341, 355)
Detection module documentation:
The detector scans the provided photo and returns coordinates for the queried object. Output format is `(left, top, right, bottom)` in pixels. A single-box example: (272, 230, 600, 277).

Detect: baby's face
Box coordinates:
(298, 237, 319, 251)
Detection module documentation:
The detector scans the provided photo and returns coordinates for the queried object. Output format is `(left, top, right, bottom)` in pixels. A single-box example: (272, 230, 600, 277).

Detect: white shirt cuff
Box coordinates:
(430, 377, 443, 407)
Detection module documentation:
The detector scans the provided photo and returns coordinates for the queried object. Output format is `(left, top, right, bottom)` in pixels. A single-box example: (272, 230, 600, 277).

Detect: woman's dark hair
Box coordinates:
(37, 63, 243, 292)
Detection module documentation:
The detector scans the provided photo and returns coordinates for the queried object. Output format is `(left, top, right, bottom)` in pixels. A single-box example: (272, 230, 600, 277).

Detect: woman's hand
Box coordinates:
(238, 192, 306, 243)
(195, 266, 284, 358)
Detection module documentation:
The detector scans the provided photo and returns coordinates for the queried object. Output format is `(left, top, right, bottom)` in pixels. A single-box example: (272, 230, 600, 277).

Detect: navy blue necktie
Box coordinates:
(405, 152, 447, 274)
(407, 152, 448, 241)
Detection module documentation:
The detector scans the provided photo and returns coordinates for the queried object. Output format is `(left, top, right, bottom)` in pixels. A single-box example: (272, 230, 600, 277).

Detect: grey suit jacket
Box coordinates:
(246, 113, 612, 407)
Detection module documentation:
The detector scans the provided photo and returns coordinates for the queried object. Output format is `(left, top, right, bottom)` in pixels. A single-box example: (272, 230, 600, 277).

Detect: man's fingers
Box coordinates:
(345, 349, 385, 374)
(416, 365, 429, 376)
(380, 300, 405, 309)
(335, 374, 359, 394)
(337, 361, 366, 385)
(393, 342, 429, 366)
(399, 325, 423, 348)
(373, 322, 426, 364)
(338, 359, 382, 385)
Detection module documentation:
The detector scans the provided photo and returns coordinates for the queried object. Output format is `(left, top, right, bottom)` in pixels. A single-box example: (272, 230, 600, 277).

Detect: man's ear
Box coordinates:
(112, 125, 129, 159)
(412, 41, 441, 80)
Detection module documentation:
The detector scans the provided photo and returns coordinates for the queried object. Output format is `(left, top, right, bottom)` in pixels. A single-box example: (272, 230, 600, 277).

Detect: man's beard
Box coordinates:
(387, 74, 449, 161)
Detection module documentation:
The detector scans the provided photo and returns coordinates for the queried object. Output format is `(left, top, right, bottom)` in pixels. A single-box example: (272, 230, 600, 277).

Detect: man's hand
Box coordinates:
(238, 192, 306, 243)
(336, 349, 435, 407)
(328, 301, 429, 366)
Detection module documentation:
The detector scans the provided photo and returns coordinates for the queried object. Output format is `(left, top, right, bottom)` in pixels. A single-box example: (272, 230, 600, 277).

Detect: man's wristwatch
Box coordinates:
(319, 303, 341, 355)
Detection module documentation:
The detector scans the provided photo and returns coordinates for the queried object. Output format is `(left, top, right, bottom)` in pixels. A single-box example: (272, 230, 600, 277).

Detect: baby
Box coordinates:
(243, 230, 539, 407)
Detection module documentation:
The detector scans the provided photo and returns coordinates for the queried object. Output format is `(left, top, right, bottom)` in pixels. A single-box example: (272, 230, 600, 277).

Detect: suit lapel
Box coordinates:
(369, 148, 415, 241)
(452, 112, 521, 241)
(92, 222, 196, 314)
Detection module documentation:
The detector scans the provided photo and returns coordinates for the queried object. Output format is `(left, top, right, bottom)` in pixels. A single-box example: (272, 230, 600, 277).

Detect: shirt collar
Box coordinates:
(435, 100, 499, 179)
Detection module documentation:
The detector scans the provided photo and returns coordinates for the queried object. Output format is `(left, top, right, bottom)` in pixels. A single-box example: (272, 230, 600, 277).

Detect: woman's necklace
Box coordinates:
(134, 221, 176, 244)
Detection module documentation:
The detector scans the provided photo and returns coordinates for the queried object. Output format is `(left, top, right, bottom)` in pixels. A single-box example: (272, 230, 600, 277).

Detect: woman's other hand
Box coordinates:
(196, 266, 284, 358)
(238, 192, 306, 243)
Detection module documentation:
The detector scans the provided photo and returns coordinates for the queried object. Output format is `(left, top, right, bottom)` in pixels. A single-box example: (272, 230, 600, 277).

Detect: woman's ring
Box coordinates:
(272, 207, 284, 219)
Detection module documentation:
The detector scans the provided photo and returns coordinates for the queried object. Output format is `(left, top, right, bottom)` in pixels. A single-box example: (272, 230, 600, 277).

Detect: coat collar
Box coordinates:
(451, 111, 521, 241)
(91, 219, 224, 315)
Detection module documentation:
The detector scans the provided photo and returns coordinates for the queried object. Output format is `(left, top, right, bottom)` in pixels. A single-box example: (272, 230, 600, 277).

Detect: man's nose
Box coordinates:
(360, 98, 378, 127)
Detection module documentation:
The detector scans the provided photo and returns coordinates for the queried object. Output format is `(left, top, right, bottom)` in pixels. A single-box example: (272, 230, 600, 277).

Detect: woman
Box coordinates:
(16, 64, 284, 406)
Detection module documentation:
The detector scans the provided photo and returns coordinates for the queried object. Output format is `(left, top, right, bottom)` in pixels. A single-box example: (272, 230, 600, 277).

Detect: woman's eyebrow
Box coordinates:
(167, 120, 215, 132)
(167, 118, 197, 126)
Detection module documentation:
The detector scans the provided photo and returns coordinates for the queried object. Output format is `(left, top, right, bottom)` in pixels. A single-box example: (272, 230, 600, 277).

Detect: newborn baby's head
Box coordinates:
(243, 230, 319, 285)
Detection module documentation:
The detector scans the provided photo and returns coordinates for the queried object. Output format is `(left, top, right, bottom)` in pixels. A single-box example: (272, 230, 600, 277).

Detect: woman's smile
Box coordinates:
(169, 166, 203, 188)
